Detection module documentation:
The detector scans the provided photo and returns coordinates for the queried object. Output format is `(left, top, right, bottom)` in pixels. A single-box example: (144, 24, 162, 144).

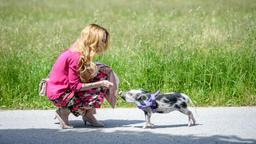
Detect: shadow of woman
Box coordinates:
(68, 119, 145, 128)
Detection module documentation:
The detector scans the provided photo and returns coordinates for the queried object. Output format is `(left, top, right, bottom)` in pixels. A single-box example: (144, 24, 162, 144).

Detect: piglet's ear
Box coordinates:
(139, 89, 149, 94)
(136, 94, 147, 101)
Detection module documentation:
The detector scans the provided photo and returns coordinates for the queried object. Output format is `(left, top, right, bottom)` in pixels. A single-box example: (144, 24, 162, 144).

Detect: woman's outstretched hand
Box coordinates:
(101, 80, 113, 88)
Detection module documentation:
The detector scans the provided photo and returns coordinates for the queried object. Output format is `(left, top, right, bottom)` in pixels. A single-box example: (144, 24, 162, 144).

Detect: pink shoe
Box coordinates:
(82, 109, 104, 127)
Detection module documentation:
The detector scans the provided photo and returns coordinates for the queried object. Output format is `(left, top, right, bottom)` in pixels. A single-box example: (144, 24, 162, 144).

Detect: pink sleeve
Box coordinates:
(68, 56, 83, 92)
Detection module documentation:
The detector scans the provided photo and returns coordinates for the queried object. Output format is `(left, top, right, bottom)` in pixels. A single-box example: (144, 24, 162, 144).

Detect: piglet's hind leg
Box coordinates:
(178, 108, 196, 127)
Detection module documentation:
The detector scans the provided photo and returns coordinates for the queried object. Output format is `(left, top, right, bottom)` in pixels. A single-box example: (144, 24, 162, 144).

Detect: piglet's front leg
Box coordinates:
(143, 110, 154, 128)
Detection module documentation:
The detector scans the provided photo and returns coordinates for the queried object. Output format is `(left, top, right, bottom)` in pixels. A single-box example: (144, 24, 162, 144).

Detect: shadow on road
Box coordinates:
(1, 118, 255, 144)
(68, 119, 145, 128)
(133, 123, 202, 129)
(1, 128, 255, 144)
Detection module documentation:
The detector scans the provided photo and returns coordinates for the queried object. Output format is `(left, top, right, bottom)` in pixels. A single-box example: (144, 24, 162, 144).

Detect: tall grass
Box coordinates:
(0, 0, 255, 108)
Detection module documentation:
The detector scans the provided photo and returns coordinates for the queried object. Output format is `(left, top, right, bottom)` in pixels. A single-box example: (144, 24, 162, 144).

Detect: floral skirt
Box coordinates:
(51, 71, 108, 116)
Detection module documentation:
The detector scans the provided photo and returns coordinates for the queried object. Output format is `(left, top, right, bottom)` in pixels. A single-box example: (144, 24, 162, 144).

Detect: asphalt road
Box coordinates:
(0, 107, 256, 144)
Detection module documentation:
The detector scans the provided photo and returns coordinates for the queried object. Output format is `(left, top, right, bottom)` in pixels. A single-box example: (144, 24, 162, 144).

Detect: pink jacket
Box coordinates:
(46, 49, 83, 100)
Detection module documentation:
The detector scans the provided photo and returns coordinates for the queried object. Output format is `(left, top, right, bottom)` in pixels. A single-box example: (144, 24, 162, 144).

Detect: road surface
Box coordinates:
(0, 107, 256, 144)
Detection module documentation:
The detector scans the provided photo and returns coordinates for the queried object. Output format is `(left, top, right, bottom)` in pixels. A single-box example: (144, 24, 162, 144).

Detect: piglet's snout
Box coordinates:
(119, 91, 126, 101)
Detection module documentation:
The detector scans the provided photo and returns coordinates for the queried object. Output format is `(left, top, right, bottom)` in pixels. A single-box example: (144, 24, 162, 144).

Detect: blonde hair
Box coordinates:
(79, 62, 98, 82)
(75, 24, 109, 80)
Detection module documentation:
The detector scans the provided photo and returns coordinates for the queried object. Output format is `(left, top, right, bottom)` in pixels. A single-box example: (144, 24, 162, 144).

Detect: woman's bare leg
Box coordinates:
(55, 107, 73, 129)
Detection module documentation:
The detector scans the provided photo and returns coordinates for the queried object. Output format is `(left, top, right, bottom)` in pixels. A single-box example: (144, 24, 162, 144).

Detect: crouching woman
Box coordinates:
(46, 24, 118, 128)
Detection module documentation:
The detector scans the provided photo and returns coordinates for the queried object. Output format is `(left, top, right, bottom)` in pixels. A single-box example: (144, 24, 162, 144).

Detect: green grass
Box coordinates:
(0, 0, 255, 109)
